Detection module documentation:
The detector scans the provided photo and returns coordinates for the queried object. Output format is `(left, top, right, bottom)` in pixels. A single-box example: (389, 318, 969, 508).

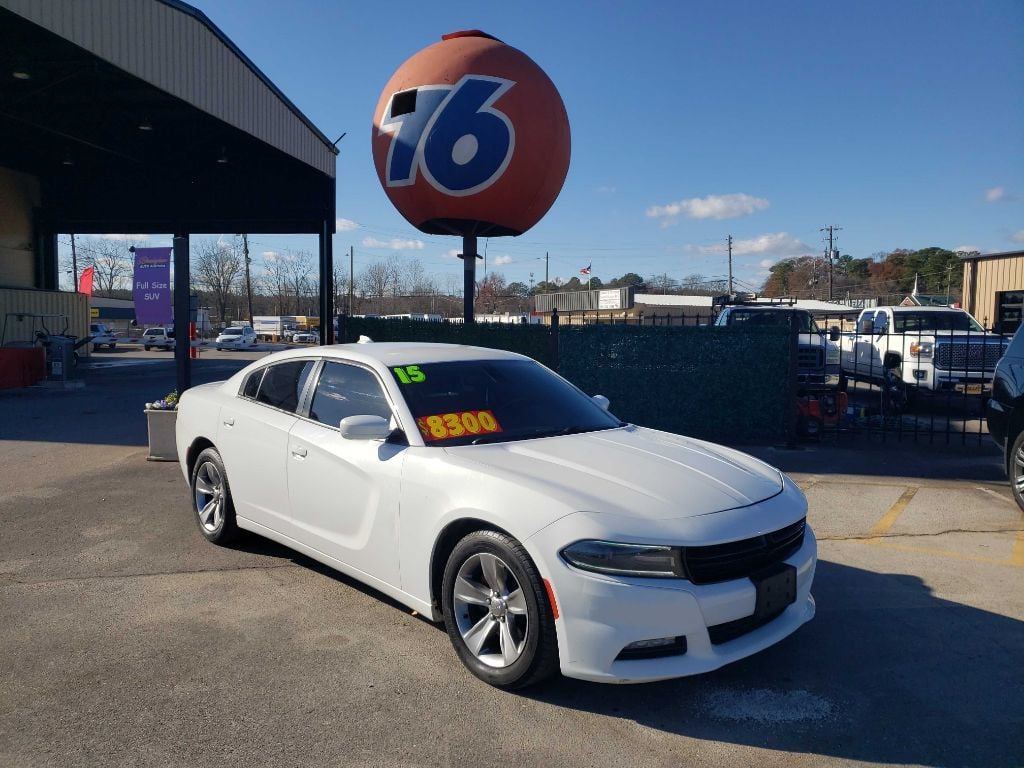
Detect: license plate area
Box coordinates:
(954, 383, 984, 395)
(751, 562, 797, 621)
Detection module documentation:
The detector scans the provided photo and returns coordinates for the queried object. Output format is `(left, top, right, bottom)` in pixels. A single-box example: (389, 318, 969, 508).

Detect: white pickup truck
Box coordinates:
(839, 306, 1008, 393)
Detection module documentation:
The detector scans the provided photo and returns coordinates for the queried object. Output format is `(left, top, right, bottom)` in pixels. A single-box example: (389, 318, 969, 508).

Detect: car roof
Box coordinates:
(255, 342, 531, 368)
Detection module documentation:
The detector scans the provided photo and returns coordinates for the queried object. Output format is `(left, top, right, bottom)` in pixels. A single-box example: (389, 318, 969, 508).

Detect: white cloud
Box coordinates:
(646, 193, 770, 226)
(261, 250, 280, 262)
(445, 249, 461, 259)
(99, 233, 149, 242)
(1012, 230, 1024, 243)
(362, 236, 424, 250)
(597, 185, 616, 194)
(336, 218, 359, 231)
(985, 187, 1007, 203)
(759, 259, 776, 269)
(689, 232, 810, 258)
(492, 255, 513, 265)
(954, 245, 980, 253)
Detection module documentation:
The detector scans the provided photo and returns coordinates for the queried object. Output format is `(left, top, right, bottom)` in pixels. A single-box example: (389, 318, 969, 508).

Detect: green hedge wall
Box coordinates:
(339, 318, 789, 443)
(557, 325, 789, 444)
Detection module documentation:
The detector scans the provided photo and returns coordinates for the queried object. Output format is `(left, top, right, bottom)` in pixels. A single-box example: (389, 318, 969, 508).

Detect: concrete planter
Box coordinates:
(145, 408, 178, 462)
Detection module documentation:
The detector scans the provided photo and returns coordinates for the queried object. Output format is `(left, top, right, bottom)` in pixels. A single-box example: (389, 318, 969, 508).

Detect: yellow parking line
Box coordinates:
(866, 487, 919, 542)
(1012, 530, 1024, 568)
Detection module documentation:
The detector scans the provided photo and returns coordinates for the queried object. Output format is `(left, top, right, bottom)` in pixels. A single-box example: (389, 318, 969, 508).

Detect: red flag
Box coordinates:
(78, 267, 94, 296)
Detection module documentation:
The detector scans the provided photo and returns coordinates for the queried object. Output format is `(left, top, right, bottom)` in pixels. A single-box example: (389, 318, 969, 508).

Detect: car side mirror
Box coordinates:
(857, 318, 874, 335)
(829, 326, 840, 342)
(592, 394, 611, 411)
(339, 414, 392, 440)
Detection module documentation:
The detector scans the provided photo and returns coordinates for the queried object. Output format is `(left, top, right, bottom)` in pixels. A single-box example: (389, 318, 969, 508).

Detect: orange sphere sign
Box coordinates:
(372, 31, 571, 237)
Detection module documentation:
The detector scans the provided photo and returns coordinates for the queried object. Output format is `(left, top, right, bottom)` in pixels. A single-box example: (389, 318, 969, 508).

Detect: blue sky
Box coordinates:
(67, 0, 1024, 294)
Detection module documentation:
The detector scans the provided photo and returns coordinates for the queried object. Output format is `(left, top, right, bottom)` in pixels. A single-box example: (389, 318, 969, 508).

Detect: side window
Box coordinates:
(309, 361, 392, 428)
(255, 360, 315, 413)
(873, 311, 889, 334)
(241, 368, 265, 399)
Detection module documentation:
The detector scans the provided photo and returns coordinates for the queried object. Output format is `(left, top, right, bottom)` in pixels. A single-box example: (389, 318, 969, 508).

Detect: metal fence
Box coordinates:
(338, 312, 1006, 447)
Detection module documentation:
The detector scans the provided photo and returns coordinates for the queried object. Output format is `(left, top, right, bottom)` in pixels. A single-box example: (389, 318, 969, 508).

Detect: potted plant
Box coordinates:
(144, 390, 179, 461)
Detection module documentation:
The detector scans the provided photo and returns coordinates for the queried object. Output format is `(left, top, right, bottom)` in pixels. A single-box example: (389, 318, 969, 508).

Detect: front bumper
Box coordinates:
(530, 523, 817, 684)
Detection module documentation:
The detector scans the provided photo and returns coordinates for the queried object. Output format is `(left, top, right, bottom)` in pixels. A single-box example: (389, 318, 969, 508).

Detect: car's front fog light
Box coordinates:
(560, 540, 681, 577)
(616, 635, 688, 660)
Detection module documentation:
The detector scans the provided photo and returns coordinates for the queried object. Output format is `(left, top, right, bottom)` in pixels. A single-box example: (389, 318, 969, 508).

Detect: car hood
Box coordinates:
(444, 426, 783, 521)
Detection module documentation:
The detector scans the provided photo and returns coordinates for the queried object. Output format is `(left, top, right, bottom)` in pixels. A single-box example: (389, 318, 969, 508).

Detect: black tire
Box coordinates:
(190, 447, 239, 545)
(441, 530, 559, 689)
(92, 344, 100, 352)
(144, 345, 151, 351)
(1008, 431, 1024, 513)
(109, 343, 116, 350)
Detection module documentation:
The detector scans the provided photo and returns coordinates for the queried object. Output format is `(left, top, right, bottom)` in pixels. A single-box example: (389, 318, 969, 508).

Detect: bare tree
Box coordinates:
(332, 264, 351, 315)
(192, 239, 243, 326)
(359, 258, 400, 299)
(283, 249, 315, 315)
(261, 254, 289, 316)
(79, 238, 132, 294)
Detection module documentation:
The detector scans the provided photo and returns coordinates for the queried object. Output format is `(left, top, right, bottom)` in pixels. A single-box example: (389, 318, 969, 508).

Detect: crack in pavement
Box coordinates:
(819, 527, 1024, 542)
(0, 561, 302, 588)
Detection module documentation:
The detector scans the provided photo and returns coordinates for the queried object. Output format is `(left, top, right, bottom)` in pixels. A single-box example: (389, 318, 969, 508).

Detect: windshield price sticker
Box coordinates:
(393, 365, 426, 384)
(417, 410, 502, 442)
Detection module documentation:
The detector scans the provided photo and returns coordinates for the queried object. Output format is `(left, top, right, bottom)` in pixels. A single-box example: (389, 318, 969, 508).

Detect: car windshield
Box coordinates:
(390, 359, 622, 447)
(727, 310, 819, 333)
(223, 329, 242, 336)
(893, 312, 985, 333)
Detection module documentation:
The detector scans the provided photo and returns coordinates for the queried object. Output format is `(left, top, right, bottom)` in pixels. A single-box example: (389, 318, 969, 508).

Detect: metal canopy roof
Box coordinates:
(0, 0, 337, 235)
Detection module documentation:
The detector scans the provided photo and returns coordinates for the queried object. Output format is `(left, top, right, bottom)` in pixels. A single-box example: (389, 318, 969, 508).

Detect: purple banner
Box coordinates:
(133, 247, 173, 326)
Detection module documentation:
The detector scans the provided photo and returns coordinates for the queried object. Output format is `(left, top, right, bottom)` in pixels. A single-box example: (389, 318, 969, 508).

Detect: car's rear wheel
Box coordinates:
(1009, 431, 1024, 512)
(441, 530, 558, 689)
(190, 447, 239, 544)
(144, 345, 151, 351)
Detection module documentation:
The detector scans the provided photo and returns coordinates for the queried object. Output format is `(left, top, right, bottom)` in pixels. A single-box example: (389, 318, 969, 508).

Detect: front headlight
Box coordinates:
(909, 341, 933, 358)
(560, 540, 681, 578)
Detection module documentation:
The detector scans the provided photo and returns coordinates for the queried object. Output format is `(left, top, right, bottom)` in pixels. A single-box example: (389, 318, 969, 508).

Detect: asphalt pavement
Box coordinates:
(1, 352, 1021, 767)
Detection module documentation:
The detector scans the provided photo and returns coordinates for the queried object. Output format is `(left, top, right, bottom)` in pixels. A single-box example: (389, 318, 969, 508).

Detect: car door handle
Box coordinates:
(291, 446, 307, 458)
(223, 417, 235, 427)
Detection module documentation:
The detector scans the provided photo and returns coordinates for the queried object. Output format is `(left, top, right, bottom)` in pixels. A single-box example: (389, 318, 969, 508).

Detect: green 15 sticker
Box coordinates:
(393, 365, 426, 384)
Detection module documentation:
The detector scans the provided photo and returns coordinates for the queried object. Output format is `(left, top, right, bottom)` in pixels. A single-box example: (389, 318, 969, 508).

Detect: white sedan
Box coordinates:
(175, 342, 815, 688)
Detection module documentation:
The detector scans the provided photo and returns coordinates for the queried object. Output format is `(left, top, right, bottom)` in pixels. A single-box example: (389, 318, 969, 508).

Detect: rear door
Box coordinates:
(216, 359, 316, 533)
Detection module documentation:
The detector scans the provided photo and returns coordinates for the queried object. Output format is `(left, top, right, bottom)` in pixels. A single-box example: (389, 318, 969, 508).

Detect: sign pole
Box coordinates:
(462, 234, 478, 324)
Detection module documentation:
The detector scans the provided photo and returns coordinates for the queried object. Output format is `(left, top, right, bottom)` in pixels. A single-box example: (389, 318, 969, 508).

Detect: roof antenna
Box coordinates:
(332, 132, 347, 148)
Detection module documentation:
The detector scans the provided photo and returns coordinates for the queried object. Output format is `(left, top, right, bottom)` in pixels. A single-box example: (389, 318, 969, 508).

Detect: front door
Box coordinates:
(286, 361, 404, 587)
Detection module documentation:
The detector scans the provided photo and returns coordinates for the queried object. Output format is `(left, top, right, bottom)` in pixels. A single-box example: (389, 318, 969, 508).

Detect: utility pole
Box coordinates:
(820, 225, 842, 301)
(241, 233, 253, 323)
(727, 235, 733, 294)
(545, 252, 549, 285)
(945, 262, 954, 305)
(348, 245, 354, 315)
(70, 233, 78, 290)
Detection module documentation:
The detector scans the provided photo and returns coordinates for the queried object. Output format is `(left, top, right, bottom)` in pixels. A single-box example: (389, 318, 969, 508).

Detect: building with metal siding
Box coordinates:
(2, 0, 336, 177)
(961, 249, 1024, 333)
(0, 0, 338, 388)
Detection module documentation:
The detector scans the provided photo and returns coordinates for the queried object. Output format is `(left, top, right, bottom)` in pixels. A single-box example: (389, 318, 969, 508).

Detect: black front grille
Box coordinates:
(680, 519, 806, 585)
(933, 342, 1006, 371)
(797, 346, 824, 370)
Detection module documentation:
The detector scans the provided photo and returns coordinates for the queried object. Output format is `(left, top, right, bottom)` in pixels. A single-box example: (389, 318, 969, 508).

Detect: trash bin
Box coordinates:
(45, 335, 76, 380)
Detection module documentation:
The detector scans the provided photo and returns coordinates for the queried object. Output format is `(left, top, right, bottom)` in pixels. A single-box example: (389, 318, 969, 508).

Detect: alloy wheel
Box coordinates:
(452, 552, 529, 668)
(193, 460, 225, 532)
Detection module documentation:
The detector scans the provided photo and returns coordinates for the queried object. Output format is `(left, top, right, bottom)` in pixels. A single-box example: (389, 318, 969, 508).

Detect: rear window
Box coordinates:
(255, 360, 315, 413)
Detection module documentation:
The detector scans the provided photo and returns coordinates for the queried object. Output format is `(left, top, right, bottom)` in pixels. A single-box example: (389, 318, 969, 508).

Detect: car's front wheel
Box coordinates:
(190, 447, 239, 544)
(441, 530, 558, 689)
(1009, 431, 1024, 512)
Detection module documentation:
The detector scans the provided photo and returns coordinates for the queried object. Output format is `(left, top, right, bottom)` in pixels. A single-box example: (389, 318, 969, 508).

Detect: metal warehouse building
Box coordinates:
(961, 249, 1024, 334)
(0, 0, 337, 390)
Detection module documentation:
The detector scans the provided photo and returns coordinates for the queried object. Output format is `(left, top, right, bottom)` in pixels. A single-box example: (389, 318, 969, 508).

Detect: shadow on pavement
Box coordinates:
(522, 559, 1024, 767)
